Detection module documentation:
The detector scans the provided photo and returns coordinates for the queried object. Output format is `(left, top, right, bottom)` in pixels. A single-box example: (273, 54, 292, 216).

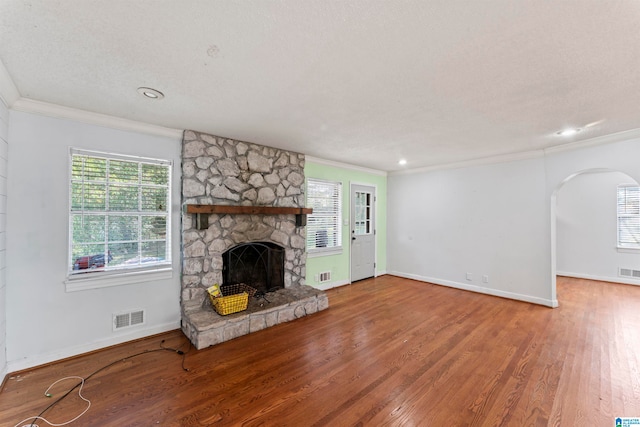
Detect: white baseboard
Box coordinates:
(557, 271, 640, 287)
(309, 269, 389, 291)
(0, 364, 7, 387)
(388, 271, 558, 308)
(313, 279, 350, 291)
(7, 321, 180, 373)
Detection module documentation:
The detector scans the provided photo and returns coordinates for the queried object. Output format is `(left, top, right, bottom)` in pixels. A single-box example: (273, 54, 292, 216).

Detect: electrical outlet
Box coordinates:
(466, 273, 473, 281)
(482, 275, 489, 283)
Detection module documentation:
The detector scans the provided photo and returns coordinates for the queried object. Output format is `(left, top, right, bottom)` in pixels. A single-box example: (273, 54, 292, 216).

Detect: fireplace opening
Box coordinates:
(222, 242, 285, 294)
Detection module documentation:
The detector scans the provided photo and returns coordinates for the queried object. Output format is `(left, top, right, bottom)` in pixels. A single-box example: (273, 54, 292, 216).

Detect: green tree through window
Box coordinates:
(69, 149, 172, 274)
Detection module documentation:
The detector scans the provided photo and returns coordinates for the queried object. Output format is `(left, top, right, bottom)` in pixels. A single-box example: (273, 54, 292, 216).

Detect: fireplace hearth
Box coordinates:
(182, 285, 329, 350)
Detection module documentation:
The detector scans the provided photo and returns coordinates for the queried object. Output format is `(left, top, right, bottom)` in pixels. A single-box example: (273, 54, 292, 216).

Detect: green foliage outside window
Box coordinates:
(70, 151, 171, 273)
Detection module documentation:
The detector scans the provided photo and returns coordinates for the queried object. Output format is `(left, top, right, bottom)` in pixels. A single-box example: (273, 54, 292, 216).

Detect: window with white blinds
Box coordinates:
(617, 185, 640, 249)
(306, 178, 342, 253)
(68, 149, 172, 276)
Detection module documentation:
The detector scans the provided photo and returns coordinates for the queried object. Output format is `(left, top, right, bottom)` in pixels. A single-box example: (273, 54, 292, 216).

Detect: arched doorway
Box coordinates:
(550, 168, 640, 305)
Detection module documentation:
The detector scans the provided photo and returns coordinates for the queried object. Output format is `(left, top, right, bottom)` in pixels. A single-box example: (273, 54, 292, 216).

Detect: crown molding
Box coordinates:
(543, 127, 640, 155)
(0, 58, 20, 107)
(389, 150, 545, 176)
(305, 155, 387, 176)
(390, 127, 640, 176)
(11, 98, 183, 140)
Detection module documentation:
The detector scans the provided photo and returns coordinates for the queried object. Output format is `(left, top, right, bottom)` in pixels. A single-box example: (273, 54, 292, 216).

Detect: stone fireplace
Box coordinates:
(180, 130, 328, 349)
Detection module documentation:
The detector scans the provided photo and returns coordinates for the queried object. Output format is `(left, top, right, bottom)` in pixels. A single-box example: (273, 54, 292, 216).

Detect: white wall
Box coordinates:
(546, 137, 640, 299)
(0, 98, 8, 380)
(388, 134, 640, 308)
(388, 156, 554, 306)
(544, 137, 640, 192)
(556, 170, 640, 284)
(6, 111, 182, 371)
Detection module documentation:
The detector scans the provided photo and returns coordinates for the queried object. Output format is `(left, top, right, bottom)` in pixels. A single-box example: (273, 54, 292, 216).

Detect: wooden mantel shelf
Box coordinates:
(186, 204, 312, 215)
(185, 204, 312, 229)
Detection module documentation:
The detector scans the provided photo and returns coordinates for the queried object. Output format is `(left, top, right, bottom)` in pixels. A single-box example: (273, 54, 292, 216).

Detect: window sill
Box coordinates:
(307, 247, 343, 258)
(65, 266, 173, 292)
(617, 247, 640, 254)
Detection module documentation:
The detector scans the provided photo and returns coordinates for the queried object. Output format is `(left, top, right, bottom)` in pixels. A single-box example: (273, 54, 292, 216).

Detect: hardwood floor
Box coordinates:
(1, 275, 639, 426)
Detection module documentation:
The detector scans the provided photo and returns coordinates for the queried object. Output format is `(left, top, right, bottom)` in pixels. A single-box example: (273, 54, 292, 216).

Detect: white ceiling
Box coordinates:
(1, 1, 639, 172)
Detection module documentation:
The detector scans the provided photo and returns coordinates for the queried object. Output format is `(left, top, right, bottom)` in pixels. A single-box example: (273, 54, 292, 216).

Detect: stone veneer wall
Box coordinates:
(181, 130, 307, 306)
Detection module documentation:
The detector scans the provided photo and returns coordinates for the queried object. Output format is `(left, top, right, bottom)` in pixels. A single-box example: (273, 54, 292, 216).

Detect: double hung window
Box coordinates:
(69, 149, 172, 278)
(617, 185, 640, 249)
(306, 178, 342, 254)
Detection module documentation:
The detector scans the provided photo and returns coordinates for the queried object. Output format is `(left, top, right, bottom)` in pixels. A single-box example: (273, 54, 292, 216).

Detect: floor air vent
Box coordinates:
(319, 271, 331, 283)
(113, 309, 145, 331)
(619, 268, 640, 279)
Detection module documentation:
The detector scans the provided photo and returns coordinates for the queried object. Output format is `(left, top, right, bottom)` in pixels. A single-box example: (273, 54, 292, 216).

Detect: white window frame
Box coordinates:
(306, 178, 343, 257)
(65, 148, 173, 291)
(617, 184, 640, 251)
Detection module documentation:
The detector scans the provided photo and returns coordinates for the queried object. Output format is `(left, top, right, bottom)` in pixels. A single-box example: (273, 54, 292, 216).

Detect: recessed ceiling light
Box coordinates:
(398, 159, 407, 165)
(556, 128, 580, 137)
(137, 87, 164, 100)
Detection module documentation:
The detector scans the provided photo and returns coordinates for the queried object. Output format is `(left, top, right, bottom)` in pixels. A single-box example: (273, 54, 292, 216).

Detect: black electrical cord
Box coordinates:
(160, 338, 192, 372)
(254, 291, 271, 304)
(24, 338, 190, 427)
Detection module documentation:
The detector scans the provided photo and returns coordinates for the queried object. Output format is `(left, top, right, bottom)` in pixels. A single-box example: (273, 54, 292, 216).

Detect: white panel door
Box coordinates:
(350, 184, 375, 282)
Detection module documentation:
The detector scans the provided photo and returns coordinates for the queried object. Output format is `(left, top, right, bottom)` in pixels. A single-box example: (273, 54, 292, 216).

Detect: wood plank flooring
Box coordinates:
(1, 275, 639, 426)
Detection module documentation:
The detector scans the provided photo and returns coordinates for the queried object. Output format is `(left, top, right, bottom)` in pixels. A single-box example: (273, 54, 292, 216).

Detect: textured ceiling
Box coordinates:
(1, 1, 639, 171)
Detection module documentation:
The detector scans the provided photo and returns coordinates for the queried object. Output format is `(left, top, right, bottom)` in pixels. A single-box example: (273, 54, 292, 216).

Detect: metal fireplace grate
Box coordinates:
(222, 242, 285, 294)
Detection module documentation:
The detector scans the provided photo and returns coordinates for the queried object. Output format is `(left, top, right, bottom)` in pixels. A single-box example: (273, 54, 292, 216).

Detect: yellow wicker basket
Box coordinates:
(221, 283, 257, 298)
(210, 291, 249, 315)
